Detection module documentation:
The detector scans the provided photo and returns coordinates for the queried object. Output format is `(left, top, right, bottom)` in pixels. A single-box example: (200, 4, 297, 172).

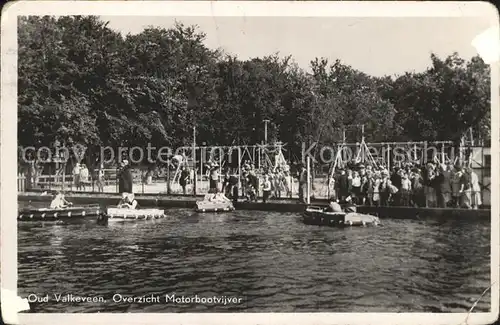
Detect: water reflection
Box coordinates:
(17, 206, 491, 313)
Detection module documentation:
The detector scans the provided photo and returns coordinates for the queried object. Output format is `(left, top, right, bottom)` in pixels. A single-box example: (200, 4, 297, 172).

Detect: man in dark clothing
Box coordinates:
(179, 166, 190, 195)
(335, 168, 349, 203)
(435, 164, 452, 208)
(410, 168, 425, 207)
(459, 168, 472, 208)
(118, 160, 133, 194)
(390, 167, 402, 206)
(222, 169, 231, 196)
(228, 169, 239, 203)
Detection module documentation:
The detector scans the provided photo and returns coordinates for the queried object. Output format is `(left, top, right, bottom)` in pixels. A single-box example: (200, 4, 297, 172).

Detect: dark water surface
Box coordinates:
(18, 205, 491, 313)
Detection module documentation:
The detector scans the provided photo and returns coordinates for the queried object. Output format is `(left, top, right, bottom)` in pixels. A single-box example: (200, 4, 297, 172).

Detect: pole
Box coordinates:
(238, 147, 241, 198)
(62, 163, 66, 191)
(264, 119, 270, 144)
(361, 124, 365, 163)
(424, 141, 428, 164)
(306, 156, 311, 205)
(258, 146, 261, 170)
(441, 143, 445, 165)
(386, 144, 391, 170)
(167, 161, 171, 195)
(193, 126, 197, 196)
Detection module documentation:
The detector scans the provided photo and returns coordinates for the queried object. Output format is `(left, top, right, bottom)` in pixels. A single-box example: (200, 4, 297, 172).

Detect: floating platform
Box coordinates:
(303, 206, 380, 227)
(106, 207, 166, 221)
(18, 205, 103, 223)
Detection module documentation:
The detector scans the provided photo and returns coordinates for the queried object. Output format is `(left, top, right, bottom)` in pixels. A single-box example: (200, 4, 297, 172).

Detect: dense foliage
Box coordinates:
(18, 16, 491, 164)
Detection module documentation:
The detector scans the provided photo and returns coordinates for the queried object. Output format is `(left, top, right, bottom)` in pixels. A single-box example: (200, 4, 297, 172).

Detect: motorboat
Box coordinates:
(18, 204, 104, 223)
(196, 193, 235, 213)
(106, 207, 166, 221)
(303, 205, 380, 227)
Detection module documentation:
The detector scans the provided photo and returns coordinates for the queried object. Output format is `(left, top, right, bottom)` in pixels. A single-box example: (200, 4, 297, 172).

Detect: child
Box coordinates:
(400, 172, 412, 206)
(50, 192, 72, 209)
(351, 171, 361, 204)
(262, 175, 272, 203)
(117, 193, 138, 209)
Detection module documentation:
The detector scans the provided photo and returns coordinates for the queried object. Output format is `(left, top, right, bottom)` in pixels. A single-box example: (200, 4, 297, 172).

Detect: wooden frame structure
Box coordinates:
(172, 142, 289, 187)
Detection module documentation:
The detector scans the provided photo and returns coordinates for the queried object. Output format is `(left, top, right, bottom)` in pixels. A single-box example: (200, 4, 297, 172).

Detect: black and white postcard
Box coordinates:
(1, 1, 499, 325)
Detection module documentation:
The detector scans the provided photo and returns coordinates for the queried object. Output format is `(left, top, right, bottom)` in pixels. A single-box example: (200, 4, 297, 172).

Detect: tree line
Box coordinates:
(18, 16, 491, 166)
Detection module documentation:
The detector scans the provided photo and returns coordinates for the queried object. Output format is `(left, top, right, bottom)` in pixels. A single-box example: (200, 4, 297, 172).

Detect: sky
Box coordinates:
(101, 15, 494, 77)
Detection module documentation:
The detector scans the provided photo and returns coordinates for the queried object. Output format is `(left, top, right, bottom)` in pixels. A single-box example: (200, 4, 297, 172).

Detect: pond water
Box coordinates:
(18, 205, 491, 312)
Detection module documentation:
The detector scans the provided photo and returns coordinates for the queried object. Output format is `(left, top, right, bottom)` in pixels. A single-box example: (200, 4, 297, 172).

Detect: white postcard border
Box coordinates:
(1, 1, 499, 325)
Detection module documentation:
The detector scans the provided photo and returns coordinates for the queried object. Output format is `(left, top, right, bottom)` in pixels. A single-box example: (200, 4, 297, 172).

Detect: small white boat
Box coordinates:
(196, 194, 235, 213)
(106, 207, 166, 221)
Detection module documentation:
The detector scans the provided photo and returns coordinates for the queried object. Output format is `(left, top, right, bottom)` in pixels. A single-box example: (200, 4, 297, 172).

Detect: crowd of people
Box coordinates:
(328, 160, 483, 209)
(44, 154, 485, 211)
(197, 158, 484, 210)
(219, 162, 293, 203)
(71, 162, 91, 191)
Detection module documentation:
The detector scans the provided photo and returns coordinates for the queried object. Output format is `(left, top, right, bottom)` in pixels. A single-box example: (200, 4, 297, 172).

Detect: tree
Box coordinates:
(18, 17, 492, 168)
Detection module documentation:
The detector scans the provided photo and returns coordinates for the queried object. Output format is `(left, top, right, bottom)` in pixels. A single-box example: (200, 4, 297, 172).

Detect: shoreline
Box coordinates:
(18, 191, 491, 220)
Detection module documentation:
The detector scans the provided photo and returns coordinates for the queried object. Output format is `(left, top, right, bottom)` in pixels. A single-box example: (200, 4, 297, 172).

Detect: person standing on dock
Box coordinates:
(262, 175, 272, 203)
(400, 171, 412, 206)
(208, 162, 219, 193)
(434, 163, 452, 208)
(378, 169, 392, 206)
(72, 163, 81, 191)
(423, 162, 437, 207)
(336, 168, 349, 203)
(458, 167, 472, 209)
(228, 169, 239, 203)
(298, 164, 307, 203)
(468, 167, 481, 209)
(222, 169, 231, 196)
(80, 164, 89, 191)
(390, 167, 402, 206)
(118, 159, 133, 195)
(410, 168, 425, 207)
(96, 164, 105, 193)
(450, 167, 461, 208)
(248, 168, 259, 202)
(361, 168, 373, 206)
(179, 166, 190, 195)
(358, 165, 368, 205)
(351, 171, 361, 204)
